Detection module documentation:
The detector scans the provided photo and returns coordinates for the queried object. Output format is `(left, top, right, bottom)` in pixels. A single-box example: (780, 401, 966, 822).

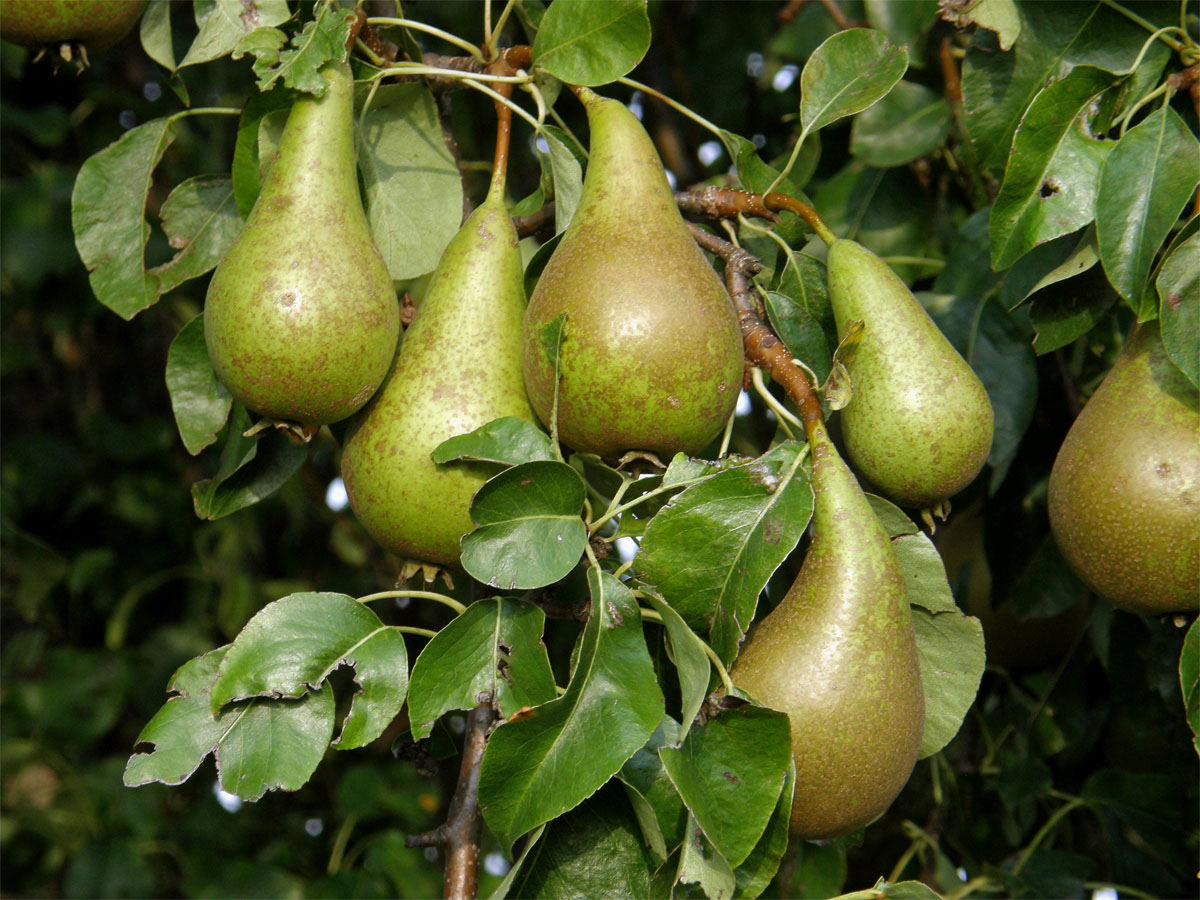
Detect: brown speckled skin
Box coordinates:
(827, 240, 993, 508)
(340, 194, 539, 567)
(1, 0, 147, 50)
(522, 94, 743, 459)
(204, 62, 399, 426)
(1048, 322, 1199, 615)
(730, 422, 924, 840)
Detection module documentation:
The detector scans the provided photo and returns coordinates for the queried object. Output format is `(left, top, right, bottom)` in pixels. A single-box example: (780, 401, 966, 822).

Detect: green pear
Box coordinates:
(204, 61, 399, 427)
(826, 240, 993, 507)
(730, 419, 925, 840)
(1, 0, 147, 51)
(339, 188, 539, 567)
(1048, 321, 1199, 615)
(522, 90, 743, 459)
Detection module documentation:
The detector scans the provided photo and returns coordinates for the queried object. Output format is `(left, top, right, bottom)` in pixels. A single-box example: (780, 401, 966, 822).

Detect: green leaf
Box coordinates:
(541, 124, 585, 233)
(532, 0, 651, 87)
(1005, 226, 1100, 309)
(1156, 231, 1199, 390)
(507, 788, 657, 899)
(150, 175, 244, 295)
(781, 843, 846, 900)
(165, 314, 231, 455)
(489, 824, 546, 900)
(359, 84, 464, 280)
(1182, 619, 1200, 755)
(124, 647, 335, 801)
(720, 130, 813, 242)
(676, 812, 736, 899)
(461, 460, 587, 590)
(891, 530, 986, 757)
(618, 717, 688, 852)
(234, 6, 355, 94)
(659, 706, 792, 868)
(940, 0, 1020, 50)
(210, 592, 408, 750)
(231, 87, 296, 217)
(989, 66, 1117, 270)
(1028, 265, 1117, 355)
(850, 80, 950, 168)
(179, 0, 290, 69)
(407, 598, 557, 739)
(1097, 107, 1199, 313)
(961, 1, 1172, 175)
(478, 569, 664, 853)
(638, 441, 813, 664)
(190, 406, 309, 520)
(799, 28, 908, 137)
(71, 117, 175, 320)
(764, 289, 832, 384)
(139, 0, 175, 70)
(638, 592, 710, 741)
(837, 878, 944, 900)
(432, 417, 555, 467)
(732, 763, 794, 899)
(864, 0, 938, 49)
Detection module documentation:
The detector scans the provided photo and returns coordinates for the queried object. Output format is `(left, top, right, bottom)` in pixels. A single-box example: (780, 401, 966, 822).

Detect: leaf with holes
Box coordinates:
(209, 592, 408, 749)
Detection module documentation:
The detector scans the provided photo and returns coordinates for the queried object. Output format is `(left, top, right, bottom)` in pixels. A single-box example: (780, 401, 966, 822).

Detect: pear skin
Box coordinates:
(827, 239, 993, 507)
(204, 61, 399, 426)
(730, 420, 925, 840)
(340, 192, 539, 567)
(522, 90, 743, 459)
(1048, 321, 1199, 615)
(1, 0, 147, 50)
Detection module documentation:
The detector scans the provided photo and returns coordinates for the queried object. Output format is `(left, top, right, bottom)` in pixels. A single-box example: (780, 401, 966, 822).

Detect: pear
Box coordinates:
(1048, 321, 1199, 615)
(730, 419, 924, 840)
(521, 89, 743, 459)
(1, 0, 147, 51)
(826, 240, 993, 508)
(204, 61, 399, 427)
(339, 188, 539, 567)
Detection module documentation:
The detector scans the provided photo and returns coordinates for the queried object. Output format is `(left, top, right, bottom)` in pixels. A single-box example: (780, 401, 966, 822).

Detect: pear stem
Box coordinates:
(488, 80, 514, 196)
(394, 626, 439, 638)
(762, 193, 837, 247)
(368, 17, 487, 61)
(685, 223, 826, 429)
(356, 590, 467, 615)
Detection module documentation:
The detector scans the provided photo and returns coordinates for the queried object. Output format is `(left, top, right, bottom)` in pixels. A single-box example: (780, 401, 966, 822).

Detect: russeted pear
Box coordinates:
(730, 419, 925, 840)
(1, 0, 147, 51)
(204, 61, 399, 427)
(1048, 321, 1199, 615)
(826, 240, 993, 508)
(521, 89, 743, 459)
(339, 187, 539, 567)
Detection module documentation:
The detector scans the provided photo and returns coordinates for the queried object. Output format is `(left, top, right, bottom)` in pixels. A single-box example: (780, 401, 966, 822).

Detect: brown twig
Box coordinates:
(817, 0, 860, 30)
(675, 186, 779, 222)
(777, 0, 809, 24)
(687, 223, 824, 426)
(406, 699, 498, 900)
(513, 202, 556, 238)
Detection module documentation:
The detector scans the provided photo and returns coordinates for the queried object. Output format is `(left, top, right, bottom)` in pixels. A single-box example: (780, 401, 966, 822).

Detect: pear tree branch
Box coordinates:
(405, 698, 498, 900)
(674, 187, 836, 247)
(686, 223, 825, 427)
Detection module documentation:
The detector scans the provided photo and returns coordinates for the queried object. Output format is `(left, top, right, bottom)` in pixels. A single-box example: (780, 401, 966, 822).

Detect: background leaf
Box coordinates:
(850, 80, 950, 168)
(210, 592, 408, 749)
(478, 569, 663, 853)
(532, 0, 651, 86)
(165, 313, 231, 455)
(1156, 230, 1199, 389)
(359, 84, 464, 280)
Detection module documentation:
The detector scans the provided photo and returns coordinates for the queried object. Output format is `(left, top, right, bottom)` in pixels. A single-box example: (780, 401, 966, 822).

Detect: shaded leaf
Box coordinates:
(139, 0, 175, 70)
(150, 175, 244, 295)
(851, 80, 950, 168)
(659, 706, 792, 868)
(618, 717, 688, 852)
(1181, 619, 1200, 754)
(676, 812, 736, 900)
(460, 460, 587, 590)
(478, 569, 663, 853)
(765, 288, 832, 384)
(165, 314, 231, 455)
(532, 0, 651, 87)
(639, 592, 710, 741)
(1156, 230, 1199, 389)
(1028, 265, 1118, 354)
(231, 87, 297, 217)
(407, 598, 556, 739)
(732, 764, 794, 898)
(210, 592, 408, 749)
(124, 647, 334, 801)
(359, 84, 463, 280)
(541, 124, 585, 233)
(940, 0, 1020, 50)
